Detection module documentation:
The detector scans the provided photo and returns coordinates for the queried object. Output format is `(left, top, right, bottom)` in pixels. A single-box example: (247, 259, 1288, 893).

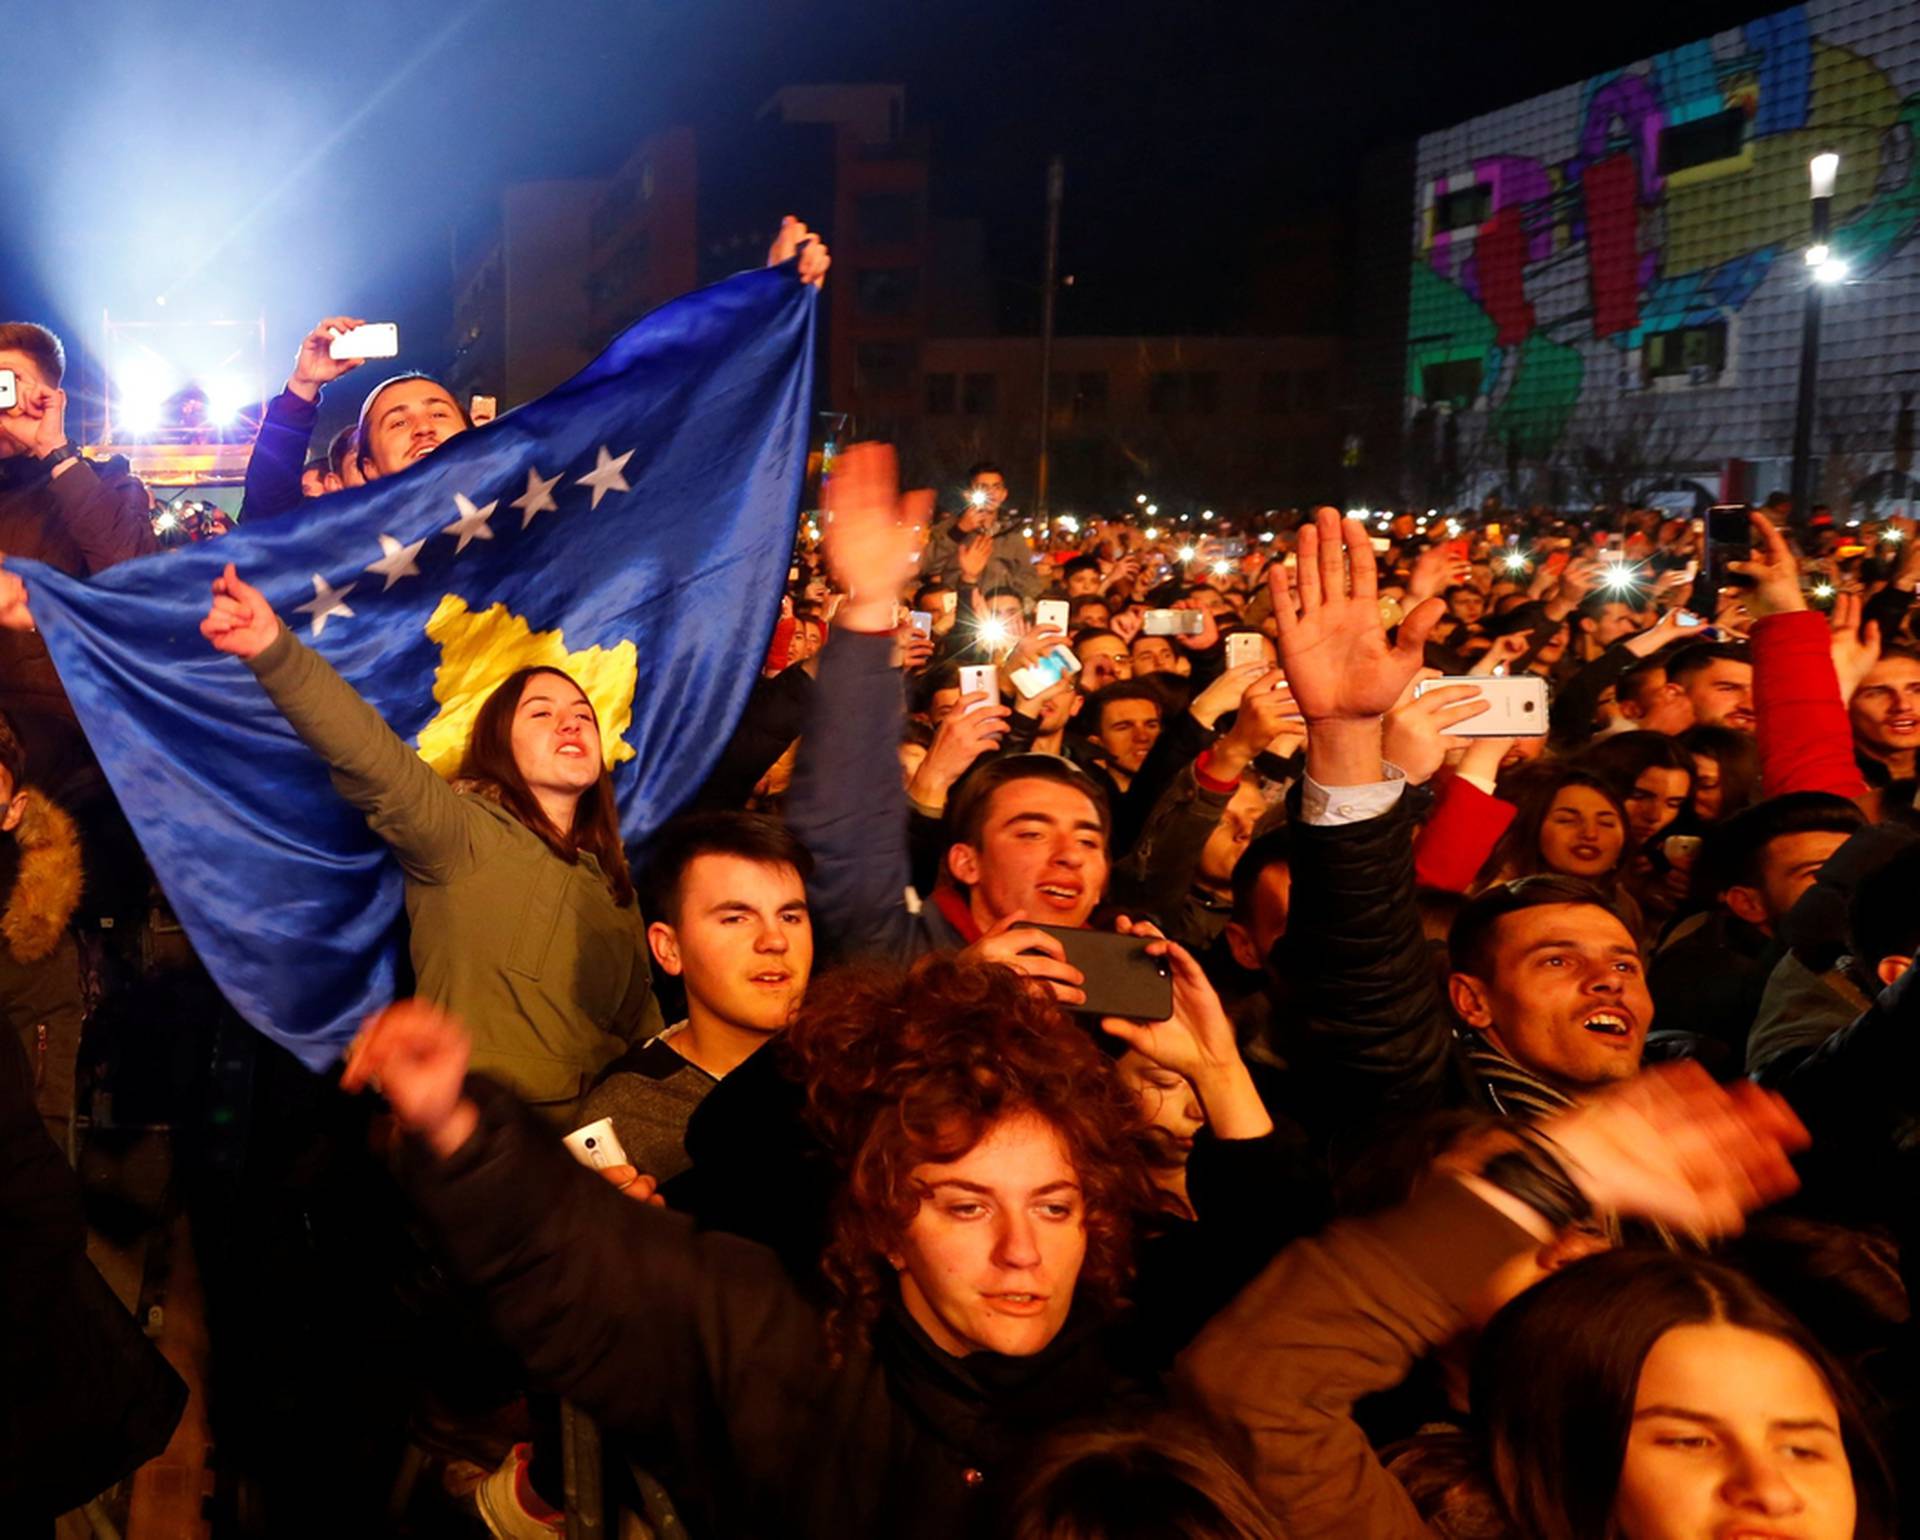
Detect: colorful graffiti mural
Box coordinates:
(1408, 0, 1920, 470)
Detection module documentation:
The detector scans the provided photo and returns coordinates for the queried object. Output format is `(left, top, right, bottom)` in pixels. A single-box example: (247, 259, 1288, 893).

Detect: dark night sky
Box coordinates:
(0, 0, 1773, 377)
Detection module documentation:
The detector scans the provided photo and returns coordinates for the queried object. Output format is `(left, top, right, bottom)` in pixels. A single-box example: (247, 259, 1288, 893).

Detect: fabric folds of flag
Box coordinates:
(20, 266, 817, 1068)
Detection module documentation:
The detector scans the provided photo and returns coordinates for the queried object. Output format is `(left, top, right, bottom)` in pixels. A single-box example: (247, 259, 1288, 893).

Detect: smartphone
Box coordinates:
(1026, 925, 1173, 1021)
(1369, 535, 1392, 554)
(938, 590, 958, 615)
(1543, 550, 1571, 579)
(1035, 599, 1071, 634)
(1142, 608, 1207, 636)
(1663, 834, 1703, 864)
(1011, 645, 1081, 699)
(0, 369, 14, 410)
(1412, 674, 1549, 737)
(563, 1117, 630, 1171)
(789, 565, 801, 584)
(468, 393, 498, 425)
(1674, 610, 1705, 628)
(1225, 631, 1267, 670)
(1444, 536, 1471, 561)
(959, 664, 999, 709)
(909, 610, 933, 640)
(328, 322, 399, 361)
(1704, 504, 1751, 587)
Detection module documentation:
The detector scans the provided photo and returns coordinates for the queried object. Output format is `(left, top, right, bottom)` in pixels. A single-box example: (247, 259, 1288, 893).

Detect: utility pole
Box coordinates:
(1036, 155, 1064, 520)
(1789, 152, 1842, 528)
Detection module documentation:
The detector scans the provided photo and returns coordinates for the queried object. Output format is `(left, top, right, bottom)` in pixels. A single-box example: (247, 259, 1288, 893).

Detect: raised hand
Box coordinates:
(821, 443, 931, 633)
(288, 316, 371, 403)
(767, 215, 832, 289)
(956, 534, 993, 584)
(596, 1166, 669, 1206)
(959, 911, 1086, 1006)
(0, 556, 34, 633)
(908, 692, 1010, 808)
(1209, 669, 1304, 780)
(1536, 1061, 1807, 1238)
(1171, 598, 1220, 653)
(0, 381, 70, 461)
(1408, 543, 1471, 604)
(340, 1000, 478, 1159)
(1269, 509, 1444, 725)
(1827, 591, 1882, 698)
(1100, 918, 1272, 1138)
(1727, 510, 1807, 619)
(1109, 608, 1143, 644)
(1188, 660, 1268, 731)
(1383, 681, 1489, 785)
(200, 563, 284, 659)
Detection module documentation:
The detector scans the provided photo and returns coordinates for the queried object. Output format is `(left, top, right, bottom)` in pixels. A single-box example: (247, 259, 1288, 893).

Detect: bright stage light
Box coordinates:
(116, 351, 174, 435)
(1178, 545, 1197, 562)
(205, 373, 252, 426)
(1814, 257, 1850, 285)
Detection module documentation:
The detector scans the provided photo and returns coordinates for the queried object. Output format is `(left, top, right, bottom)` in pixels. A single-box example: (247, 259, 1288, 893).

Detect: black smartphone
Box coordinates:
(1027, 925, 1173, 1021)
(1703, 504, 1752, 590)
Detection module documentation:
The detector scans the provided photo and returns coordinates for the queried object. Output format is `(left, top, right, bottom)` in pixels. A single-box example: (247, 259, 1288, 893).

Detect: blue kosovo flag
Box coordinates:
(20, 265, 816, 1069)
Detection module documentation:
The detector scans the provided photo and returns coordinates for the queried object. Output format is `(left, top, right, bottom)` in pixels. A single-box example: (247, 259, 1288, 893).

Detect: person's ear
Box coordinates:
(1224, 919, 1261, 974)
(646, 921, 685, 976)
(1448, 970, 1495, 1029)
(1878, 954, 1914, 989)
(947, 842, 982, 887)
(1, 792, 24, 834)
(1722, 885, 1769, 928)
(1067, 693, 1082, 720)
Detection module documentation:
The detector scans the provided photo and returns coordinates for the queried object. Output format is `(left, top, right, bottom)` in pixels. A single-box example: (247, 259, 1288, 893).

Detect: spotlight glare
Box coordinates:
(205, 373, 252, 427)
(1259, 531, 1275, 543)
(1136, 494, 1148, 504)
(1178, 545, 1197, 562)
(1814, 257, 1850, 285)
(1212, 560, 1231, 575)
(976, 616, 1011, 650)
(1144, 527, 1160, 540)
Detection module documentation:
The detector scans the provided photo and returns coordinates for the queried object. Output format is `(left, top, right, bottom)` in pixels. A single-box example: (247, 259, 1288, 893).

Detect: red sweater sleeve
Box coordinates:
(1750, 611, 1868, 800)
(1413, 771, 1517, 893)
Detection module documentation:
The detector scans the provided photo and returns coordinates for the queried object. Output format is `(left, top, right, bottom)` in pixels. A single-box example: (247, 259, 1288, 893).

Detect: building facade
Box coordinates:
(1386, 0, 1920, 514)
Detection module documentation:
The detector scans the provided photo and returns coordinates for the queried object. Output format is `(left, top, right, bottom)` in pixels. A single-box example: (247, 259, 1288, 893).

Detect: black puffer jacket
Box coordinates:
(399, 1075, 1149, 1539)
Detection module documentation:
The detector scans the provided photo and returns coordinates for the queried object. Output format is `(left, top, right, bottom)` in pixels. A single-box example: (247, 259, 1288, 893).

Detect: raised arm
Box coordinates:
(1265, 511, 1477, 1127)
(201, 563, 474, 882)
(784, 444, 933, 962)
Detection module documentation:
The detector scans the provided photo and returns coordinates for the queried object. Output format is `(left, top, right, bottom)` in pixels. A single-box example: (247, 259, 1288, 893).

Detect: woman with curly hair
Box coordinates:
(347, 956, 1171, 1539)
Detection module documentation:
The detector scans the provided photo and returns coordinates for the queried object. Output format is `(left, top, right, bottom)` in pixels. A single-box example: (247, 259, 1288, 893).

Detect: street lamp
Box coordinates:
(1789, 153, 1840, 526)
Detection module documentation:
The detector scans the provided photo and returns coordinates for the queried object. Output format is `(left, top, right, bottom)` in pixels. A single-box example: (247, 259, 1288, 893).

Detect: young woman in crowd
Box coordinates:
(1179, 1063, 1898, 1540)
(200, 564, 658, 1122)
(1475, 766, 1639, 937)
(1679, 722, 1761, 822)
(343, 958, 1168, 1539)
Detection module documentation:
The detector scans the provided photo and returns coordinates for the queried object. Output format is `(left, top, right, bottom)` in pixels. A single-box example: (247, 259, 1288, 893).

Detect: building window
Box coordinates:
(1421, 358, 1482, 406)
(1259, 370, 1294, 413)
(854, 266, 920, 318)
(1187, 371, 1220, 415)
(961, 372, 998, 416)
(856, 342, 916, 398)
(1643, 321, 1727, 383)
(925, 372, 956, 415)
(1435, 184, 1492, 233)
(855, 192, 918, 246)
(1657, 109, 1745, 176)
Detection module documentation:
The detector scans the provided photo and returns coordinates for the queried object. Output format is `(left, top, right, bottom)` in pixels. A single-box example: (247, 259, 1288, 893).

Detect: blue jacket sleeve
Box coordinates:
(239, 388, 320, 523)
(785, 629, 924, 964)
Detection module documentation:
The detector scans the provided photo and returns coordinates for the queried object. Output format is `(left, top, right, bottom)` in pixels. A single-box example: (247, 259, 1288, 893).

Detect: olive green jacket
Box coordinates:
(248, 630, 659, 1118)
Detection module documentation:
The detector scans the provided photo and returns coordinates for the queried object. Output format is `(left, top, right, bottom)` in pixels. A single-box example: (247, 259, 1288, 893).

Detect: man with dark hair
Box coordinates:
(0, 319, 157, 814)
(1663, 641, 1755, 732)
(1649, 792, 1865, 1064)
(1074, 628, 1132, 694)
(921, 462, 1039, 602)
(326, 423, 367, 490)
(1060, 554, 1104, 598)
(1067, 592, 1111, 632)
(1081, 681, 1164, 794)
(579, 813, 813, 1182)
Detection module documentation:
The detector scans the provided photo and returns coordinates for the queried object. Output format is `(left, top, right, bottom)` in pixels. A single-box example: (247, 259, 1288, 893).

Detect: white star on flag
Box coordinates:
(577, 445, 635, 510)
(443, 492, 499, 553)
(511, 466, 563, 528)
(295, 572, 357, 638)
(364, 533, 426, 591)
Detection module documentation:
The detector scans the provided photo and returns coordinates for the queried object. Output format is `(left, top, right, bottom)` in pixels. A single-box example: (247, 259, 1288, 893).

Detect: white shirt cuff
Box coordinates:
(1300, 765, 1408, 826)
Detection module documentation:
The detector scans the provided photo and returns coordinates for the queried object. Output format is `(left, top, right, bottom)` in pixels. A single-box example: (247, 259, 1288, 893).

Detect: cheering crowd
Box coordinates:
(2, 225, 1920, 1539)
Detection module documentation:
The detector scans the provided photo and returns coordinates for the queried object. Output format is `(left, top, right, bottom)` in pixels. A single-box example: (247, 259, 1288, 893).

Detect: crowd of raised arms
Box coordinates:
(1, 221, 1919, 1539)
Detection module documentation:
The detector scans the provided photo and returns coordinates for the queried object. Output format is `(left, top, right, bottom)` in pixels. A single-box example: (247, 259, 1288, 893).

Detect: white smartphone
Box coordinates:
(0, 369, 14, 410)
(1035, 599, 1071, 634)
(1413, 674, 1549, 737)
(1674, 610, 1705, 629)
(909, 610, 933, 640)
(328, 322, 399, 361)
(1011, 645, 1081, 699)
(1225, 632, 1267, 671)
(563, 1117, 630, 1171)
(1369, 536, 1392, 554)
(468, 393, 498, 425)
(938, 590, 958, 615)
(959, 664, 999, 709)
(1142, 608, 1206, 636)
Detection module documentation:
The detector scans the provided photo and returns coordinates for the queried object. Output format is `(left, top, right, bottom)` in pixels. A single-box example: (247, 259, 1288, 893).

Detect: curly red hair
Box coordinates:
(785, 955, 1160, 1354)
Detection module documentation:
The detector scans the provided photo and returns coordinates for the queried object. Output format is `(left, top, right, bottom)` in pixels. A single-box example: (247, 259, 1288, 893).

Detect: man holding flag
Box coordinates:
(0, 231, 828, 1122)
